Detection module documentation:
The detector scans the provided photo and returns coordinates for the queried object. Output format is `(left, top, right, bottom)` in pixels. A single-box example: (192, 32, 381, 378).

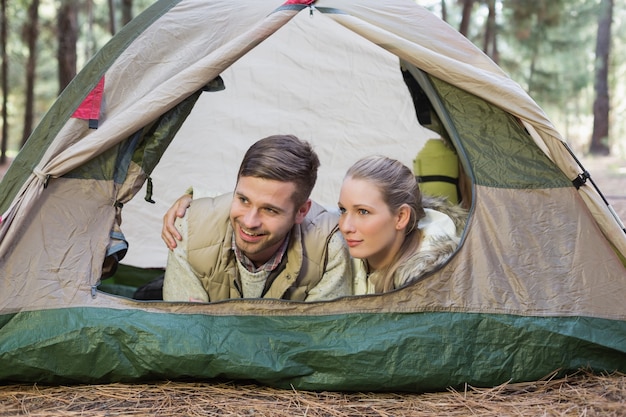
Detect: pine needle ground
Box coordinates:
(1, 370, 625, 417)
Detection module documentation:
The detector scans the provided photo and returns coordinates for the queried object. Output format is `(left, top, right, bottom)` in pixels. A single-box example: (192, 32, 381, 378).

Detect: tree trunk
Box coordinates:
(108, 0, 116, 35)
(0, 0, 7, 163)
(459, 0, 474, 37)
(84, 0, 94, 59)
(483, 0, 499, 64)
(21, 0, 39, 148)
(589, 0, 612, 156)
(121, 0, 133, 26)
(57, 0, 78, 94)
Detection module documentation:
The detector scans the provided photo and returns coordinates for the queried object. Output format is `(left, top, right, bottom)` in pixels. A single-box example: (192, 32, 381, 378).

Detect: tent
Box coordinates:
(1, 0, 625, 392)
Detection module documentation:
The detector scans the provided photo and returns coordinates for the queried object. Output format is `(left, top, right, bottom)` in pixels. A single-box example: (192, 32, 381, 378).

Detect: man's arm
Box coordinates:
(161, 193, 193, 250)
(162, 215, 209, 302)
(304, 230, 352, 301)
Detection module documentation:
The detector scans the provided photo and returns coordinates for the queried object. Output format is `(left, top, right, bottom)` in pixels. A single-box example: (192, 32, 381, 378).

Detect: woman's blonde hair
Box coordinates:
(345, 155, 426, 293)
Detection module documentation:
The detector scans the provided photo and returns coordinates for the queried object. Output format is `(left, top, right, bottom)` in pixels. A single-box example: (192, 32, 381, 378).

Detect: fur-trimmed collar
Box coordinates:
(394, 196, 468, 288)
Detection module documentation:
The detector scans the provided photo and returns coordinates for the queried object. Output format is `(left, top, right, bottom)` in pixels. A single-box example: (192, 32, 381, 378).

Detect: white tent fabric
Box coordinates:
(121, 8, 436, 268)
(113, 0, 626, 269)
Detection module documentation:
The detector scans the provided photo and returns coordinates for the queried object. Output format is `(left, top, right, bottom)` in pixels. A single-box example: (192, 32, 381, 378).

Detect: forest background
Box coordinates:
(0, 0, 623, 166)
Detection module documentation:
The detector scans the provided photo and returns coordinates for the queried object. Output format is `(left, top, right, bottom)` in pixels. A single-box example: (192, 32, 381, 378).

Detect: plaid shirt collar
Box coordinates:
(232, 232, 290, 273)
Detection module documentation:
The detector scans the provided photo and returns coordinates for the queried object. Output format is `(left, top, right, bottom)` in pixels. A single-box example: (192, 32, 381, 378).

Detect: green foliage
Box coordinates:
(418, 0, 623, 151)
(500, 0, 597, 101)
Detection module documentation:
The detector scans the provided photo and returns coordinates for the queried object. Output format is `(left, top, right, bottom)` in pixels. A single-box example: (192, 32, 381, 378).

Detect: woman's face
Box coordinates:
(338, 177, 408, 271)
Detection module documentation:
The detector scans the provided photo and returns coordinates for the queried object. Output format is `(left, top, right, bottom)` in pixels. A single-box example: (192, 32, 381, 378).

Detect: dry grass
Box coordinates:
(1, 370, 625, 416)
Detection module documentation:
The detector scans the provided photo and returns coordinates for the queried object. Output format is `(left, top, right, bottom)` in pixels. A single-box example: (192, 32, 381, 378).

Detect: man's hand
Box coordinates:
(161, 194, 193, 250)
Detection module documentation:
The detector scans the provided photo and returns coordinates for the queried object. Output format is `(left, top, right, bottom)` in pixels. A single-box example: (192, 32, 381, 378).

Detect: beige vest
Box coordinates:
(186, 193, 339, 301)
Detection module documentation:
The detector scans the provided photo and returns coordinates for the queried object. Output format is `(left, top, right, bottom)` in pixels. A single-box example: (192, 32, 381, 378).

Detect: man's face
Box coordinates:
(230, 176, 310, 267)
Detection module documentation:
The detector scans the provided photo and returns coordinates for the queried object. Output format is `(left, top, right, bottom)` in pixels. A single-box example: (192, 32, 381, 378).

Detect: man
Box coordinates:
(161, 134, 352, 302)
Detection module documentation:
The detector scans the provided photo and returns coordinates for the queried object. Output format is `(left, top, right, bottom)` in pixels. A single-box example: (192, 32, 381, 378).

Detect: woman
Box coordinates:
(337, 155, 467, 295)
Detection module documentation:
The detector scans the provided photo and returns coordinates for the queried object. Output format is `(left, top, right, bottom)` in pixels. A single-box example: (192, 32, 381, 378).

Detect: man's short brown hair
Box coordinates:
(237, 135, 320, 207)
